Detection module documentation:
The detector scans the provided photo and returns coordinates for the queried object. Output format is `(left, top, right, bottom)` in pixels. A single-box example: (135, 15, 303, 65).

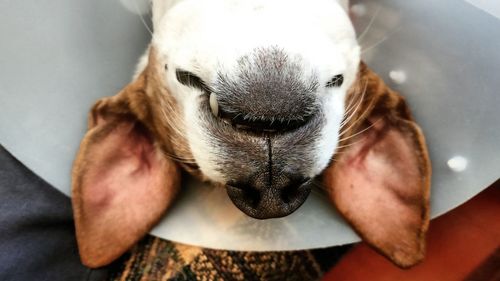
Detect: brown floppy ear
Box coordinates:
(323, 63, 431, 268)
(71, 52, 181, 268)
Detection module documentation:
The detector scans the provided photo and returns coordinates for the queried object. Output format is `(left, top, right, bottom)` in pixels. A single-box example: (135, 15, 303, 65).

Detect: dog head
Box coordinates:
(150, 0, 360, 219)
(72, 0, 430, 269)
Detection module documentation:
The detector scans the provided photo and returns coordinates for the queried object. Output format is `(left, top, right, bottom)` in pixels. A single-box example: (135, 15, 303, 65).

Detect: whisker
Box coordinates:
(339, 81, 367, 129)
(341, 81, 365, 124)
(339, 80, 368, 130)
(157, 101, 212, 166)
(132, 0, 153, 36)
(335, 141, 363, 151)
(160, 150, 197, 164)
(159, 101, 187, 138)
(311, 187, 329, 198)
(311, 181, 332, 195)
(338, 92, 377, 138)
(356, 5, 382, 43)
(342, 75, 365, 112)
(338, 117, 383, 143)
(361, 26, 402, 54)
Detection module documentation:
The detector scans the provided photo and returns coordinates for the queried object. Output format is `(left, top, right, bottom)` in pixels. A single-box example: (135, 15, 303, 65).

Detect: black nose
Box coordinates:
(226, 177, 312, 219)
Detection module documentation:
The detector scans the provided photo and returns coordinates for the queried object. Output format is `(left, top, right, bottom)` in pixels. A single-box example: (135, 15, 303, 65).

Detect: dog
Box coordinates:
(71, 0, 431, 270)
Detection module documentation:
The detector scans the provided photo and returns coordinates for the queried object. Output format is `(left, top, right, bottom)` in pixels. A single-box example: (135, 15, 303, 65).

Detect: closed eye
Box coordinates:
(175, 69, 210, 93)
(326, 74, 344, 88)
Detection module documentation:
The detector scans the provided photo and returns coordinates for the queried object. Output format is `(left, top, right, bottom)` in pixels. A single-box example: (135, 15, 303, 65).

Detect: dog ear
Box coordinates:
(323, 63, 431, 268)
(71, 51, 181, 268)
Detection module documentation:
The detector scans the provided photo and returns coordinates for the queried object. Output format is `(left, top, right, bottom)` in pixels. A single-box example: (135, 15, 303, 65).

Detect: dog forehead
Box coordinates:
(153, 0, 356, 76)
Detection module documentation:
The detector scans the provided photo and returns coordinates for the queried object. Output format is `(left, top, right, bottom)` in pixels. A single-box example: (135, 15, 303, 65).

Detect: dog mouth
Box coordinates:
(218, 110, 314, 134)
(198, 94, 323, 219)
(208, 92, 318, 135)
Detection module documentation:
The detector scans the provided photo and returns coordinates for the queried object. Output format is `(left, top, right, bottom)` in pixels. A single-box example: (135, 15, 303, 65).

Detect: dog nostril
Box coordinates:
(245, 189, 261, 208)
(281, 188, 296, 204)
(280, 178, 310, 204)
(229, 183, 261, 208)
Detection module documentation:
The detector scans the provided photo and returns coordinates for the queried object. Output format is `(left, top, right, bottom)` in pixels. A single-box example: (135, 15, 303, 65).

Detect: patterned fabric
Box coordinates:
(107, 236, 352, 281)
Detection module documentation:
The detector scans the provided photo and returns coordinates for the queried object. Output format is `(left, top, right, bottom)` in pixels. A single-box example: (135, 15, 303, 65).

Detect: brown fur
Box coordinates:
(322, 62, 431, 267)
(72, 48, 188, 267)
(87, 48, 201, 177)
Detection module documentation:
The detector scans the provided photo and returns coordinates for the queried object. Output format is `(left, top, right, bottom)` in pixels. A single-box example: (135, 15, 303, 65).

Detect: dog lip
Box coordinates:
(201, 94, 319, 137)
(226, 178, 313, 219)
(217, 106, 316, 133)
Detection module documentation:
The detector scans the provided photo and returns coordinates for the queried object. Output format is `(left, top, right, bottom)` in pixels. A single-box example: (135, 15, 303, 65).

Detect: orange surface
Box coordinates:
(324, 181, 500, 281)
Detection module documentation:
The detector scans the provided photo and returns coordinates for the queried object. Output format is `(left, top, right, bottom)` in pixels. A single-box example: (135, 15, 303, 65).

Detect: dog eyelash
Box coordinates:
(326, 74, 344, 88)
(175, 69, 210, 93)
